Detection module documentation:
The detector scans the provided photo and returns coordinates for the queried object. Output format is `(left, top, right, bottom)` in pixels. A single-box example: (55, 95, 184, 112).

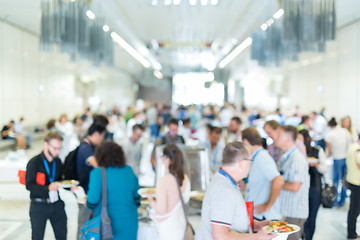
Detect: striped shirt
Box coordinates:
(278, 146, 309, 219)
(201, 172, 250, 239)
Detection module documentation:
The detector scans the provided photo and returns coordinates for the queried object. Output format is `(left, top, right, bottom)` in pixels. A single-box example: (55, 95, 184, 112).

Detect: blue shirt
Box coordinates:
(87, 166, 140, 240)
(246, 148, 282, 220)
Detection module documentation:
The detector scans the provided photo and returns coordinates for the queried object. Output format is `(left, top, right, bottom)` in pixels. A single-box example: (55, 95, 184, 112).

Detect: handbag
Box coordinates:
(321, 176, 337, 208)
(81, 167, 113, 240)
(174, 175, 195, 240)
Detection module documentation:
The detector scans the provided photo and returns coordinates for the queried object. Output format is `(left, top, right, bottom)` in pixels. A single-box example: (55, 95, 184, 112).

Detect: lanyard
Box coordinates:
(252, 148, 263, 161)
(273, 146, 277, 161)
(279, 147, 296, 169)
(219, 168, 239, 190)
(43, 159, 56, 183)
(284, 147, 296, 162)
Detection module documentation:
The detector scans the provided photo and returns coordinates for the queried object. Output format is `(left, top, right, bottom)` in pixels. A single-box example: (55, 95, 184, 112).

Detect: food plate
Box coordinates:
(138, 188, 156, 198)
(263, 221, 300, 234)
(190, 191, 205, 201)
(56, 180, 79, 188)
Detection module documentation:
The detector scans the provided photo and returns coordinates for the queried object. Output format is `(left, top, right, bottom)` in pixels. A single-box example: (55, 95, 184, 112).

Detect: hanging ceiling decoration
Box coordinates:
(251, 0, 336, 67)
(40, 0, 114, 66)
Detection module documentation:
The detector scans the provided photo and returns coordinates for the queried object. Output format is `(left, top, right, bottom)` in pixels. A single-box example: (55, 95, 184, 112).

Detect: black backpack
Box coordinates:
(62, 147, 80, 180)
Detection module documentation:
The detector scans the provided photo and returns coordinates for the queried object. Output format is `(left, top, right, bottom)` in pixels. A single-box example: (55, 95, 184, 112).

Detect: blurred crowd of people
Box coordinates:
(13, 100, 360, 240)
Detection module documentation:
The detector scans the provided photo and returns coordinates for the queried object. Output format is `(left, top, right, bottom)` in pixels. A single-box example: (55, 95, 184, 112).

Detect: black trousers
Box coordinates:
(29, 200, 67, 240)
(304, 187, 321, 240)
(347, 181, 360, 239)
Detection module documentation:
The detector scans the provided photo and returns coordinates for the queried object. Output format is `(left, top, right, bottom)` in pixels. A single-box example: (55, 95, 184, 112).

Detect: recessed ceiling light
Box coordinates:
(189, 0, 197, 6)
(103, 25, 110, 32)
(164, 0, 171, 6)
(173, 0, 181, 5)
(261, 24, 268, 31)
(273, 9, 284, 19)
(210, 0, 218, 5)
(151, 0, 158, 6)
(86, 10, 95, 19)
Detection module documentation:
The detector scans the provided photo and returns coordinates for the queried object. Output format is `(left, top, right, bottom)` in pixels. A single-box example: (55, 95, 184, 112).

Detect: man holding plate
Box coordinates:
(25, 131, 66, 240)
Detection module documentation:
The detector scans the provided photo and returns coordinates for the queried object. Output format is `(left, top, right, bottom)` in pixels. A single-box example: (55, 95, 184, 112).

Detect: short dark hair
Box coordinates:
(44, 131, 63, 142)
(222, 142, 249, 166)
(95, 141, 126, 168)
(231, 117, 242, 125)
(242, 127, 263, 146)
(168, 118, 179, 126)
(46, 119, 56, 130)
(133, 124, 144, 132)
(93, 114, 109, 126)
(328, 117, 337, 127)
(280, 125, 298, 142)
(264, 120, 280, 130)
(88, 122, 106, 136)
(182, 118, 191, 125)
(301, 115, 309, 124)
(210, 126, 222, 134)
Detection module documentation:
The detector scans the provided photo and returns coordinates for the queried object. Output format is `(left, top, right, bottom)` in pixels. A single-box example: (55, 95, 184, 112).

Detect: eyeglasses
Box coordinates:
(242, 157, 253, 162)
(48, 144, 62, 151)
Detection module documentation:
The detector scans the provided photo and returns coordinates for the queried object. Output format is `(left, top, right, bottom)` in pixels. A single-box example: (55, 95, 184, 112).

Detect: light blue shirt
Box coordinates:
(246, 147, 282, 220)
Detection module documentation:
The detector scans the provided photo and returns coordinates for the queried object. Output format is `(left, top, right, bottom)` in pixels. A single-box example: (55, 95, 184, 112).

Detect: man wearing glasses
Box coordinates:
(25, 131, 66, 240)
(201, 142, 276, 240)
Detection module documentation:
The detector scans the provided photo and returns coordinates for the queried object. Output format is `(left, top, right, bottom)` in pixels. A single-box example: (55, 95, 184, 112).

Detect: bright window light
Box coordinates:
(151, 0, 158, 6)
(210, 0, 218, 5)
(164, 0, 171, 6)
(103, 25, 110, 32)
(86, 10, 95, 19)
(189, 0, 197, 6)
(200, 0, 208, 6)
(173, 0, 181, 5)
(173, 73, 224, 105)
(273, 8, 284, 19)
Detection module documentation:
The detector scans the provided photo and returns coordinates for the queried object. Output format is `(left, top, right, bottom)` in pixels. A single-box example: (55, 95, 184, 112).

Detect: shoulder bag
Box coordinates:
(174, 175, 195, 240)
(81, 167, 113, 240)
(321, 175, 337, 208)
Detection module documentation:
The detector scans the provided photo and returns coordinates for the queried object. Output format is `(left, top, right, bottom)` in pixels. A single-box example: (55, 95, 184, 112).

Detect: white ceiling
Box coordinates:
(0, 0, 359, 74)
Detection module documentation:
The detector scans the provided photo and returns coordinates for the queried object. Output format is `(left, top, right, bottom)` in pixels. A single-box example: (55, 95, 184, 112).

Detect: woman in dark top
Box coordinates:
(86, 141, 140, 240)
(299, 129, 327, 240)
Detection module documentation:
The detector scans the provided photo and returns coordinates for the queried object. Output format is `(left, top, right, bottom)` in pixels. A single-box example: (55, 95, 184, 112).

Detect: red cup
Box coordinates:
(18, 170, 26, 185)
(245, 201, 254, 231)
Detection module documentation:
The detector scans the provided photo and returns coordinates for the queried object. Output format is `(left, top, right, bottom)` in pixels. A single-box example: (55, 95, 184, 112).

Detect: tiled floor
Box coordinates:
(0, 143, 359, 240)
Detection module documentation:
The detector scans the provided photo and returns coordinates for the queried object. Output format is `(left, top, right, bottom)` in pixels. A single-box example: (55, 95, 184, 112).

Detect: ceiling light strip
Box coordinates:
(111, 32, 151, 68)
(218, 37, 252, 69)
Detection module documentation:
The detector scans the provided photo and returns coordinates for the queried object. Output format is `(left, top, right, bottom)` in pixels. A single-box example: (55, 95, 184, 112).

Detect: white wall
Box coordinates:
(281, 21, 360, 127)
(0, 21, 135, 127)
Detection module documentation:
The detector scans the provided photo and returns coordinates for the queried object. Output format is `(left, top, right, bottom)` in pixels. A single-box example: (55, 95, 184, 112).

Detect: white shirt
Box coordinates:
(325, 127, 352, 159)
(312, 115, 328, 140)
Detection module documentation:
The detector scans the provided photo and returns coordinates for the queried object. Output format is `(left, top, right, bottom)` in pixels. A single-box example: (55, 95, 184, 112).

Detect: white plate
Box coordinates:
(138, 188, 156, 198)
(56, 180, 79, 188)
(307, 158, 319, 164)
(262, 224, 300, 235)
